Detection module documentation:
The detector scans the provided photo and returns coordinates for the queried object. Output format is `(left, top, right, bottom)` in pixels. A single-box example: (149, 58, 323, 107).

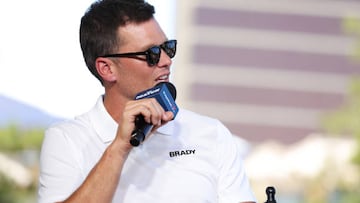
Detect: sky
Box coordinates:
(0, 0, 176, 119)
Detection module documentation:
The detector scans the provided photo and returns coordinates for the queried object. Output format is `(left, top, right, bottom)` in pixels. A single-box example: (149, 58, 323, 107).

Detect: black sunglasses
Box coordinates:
(99, 40, 177, 66)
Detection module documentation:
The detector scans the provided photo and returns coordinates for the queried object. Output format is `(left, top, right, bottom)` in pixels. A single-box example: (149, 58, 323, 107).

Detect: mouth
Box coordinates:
(156, 74, 170, 82)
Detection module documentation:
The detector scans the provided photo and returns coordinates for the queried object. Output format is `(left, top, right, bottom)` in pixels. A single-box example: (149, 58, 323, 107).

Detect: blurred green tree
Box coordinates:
(343, 16, 360, 60)
(321, 16, 360, 203)
(0, 124, 44, 151)
(323, 15, 360, 166)
(0, 125, 44, 203)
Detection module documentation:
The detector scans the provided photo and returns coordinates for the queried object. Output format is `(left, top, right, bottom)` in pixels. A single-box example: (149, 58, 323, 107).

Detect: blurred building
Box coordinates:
(173, 0, 360, 144)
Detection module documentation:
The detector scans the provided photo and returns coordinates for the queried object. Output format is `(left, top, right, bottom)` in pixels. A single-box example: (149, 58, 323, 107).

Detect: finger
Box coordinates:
(147, 98, 163, 125)
(142, 98, 165, 125)
(162, 111, 174, 121)
(126, 98, 164, 125)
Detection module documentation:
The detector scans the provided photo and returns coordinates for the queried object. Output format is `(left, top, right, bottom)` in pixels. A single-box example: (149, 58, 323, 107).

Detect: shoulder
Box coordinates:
(47, 113, 90, 133)
(43, 113, 93, 146)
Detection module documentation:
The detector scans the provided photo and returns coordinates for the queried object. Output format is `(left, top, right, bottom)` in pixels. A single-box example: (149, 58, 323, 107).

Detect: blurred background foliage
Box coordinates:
(0, 173, 38, 203)
(319, 16, 360, 203)
(324, 15, 360, 166)
(323, 79, 360, 165)
(0, 125, 44, 151)
(343, 16, 360, 60)
(0, 125, 43, 203)
(320, 82, 360, 203)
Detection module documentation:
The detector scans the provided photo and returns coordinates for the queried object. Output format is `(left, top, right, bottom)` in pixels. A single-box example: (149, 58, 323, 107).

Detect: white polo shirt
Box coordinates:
(39, 96, 256, 203)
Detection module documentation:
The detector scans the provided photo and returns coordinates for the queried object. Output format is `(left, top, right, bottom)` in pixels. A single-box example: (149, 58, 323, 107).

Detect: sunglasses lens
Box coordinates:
(147, 46, 161, 66)
(163, 40, 176, 58)
(146, 40, 177, 66)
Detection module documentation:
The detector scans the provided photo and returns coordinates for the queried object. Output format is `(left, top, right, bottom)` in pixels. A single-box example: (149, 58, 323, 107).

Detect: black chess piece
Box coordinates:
(265, 186, 276, 203)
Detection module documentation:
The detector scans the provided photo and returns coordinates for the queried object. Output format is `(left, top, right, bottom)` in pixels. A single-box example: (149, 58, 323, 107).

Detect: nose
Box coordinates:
(157, 49, 172, 68)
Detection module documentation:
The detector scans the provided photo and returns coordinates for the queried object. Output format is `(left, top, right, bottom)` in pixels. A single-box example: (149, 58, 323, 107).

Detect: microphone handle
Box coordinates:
(129, 116, 153, 146)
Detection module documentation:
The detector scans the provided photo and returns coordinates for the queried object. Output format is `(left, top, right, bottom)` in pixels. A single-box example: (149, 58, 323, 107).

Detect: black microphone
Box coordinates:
(265, 186, 277, 203)
(129, 82, 178, 147)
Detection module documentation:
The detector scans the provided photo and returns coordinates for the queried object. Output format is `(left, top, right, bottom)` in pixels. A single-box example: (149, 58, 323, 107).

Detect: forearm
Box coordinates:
(59, 141, 130, 203)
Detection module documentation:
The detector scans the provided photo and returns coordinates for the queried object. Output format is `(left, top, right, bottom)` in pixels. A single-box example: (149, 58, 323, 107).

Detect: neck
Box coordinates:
(103, 85, 129, 124)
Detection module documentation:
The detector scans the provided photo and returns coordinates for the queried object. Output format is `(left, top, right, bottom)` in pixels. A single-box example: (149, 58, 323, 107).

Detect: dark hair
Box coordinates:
(79, 0, 155, 85)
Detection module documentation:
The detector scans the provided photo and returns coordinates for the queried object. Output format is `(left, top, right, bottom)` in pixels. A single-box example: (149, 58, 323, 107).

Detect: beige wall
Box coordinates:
(172, 0, 360, 144)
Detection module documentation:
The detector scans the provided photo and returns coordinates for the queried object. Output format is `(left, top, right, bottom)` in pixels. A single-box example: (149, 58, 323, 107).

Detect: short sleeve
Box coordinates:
(38, 126, 83, 203)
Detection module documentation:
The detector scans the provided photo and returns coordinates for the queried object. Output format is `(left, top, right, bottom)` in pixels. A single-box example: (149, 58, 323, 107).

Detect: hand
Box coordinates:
(114, 98, 174, 152)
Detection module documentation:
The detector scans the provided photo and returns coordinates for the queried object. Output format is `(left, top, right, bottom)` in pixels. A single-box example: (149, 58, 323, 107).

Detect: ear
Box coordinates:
(95, 57, 117, 82)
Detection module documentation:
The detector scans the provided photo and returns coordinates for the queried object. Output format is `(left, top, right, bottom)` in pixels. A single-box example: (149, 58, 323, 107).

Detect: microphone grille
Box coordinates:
(156, 82, 177, 100)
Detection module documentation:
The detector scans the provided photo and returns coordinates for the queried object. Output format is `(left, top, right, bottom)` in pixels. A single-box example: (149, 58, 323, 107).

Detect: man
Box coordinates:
(38, 0, 257, 202)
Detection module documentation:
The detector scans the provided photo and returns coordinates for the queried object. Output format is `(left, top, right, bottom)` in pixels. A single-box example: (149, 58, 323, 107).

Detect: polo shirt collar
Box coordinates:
(89, 95, 176, 143)
(88, 96, 117, 143)
(156, 118, 176, 136)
